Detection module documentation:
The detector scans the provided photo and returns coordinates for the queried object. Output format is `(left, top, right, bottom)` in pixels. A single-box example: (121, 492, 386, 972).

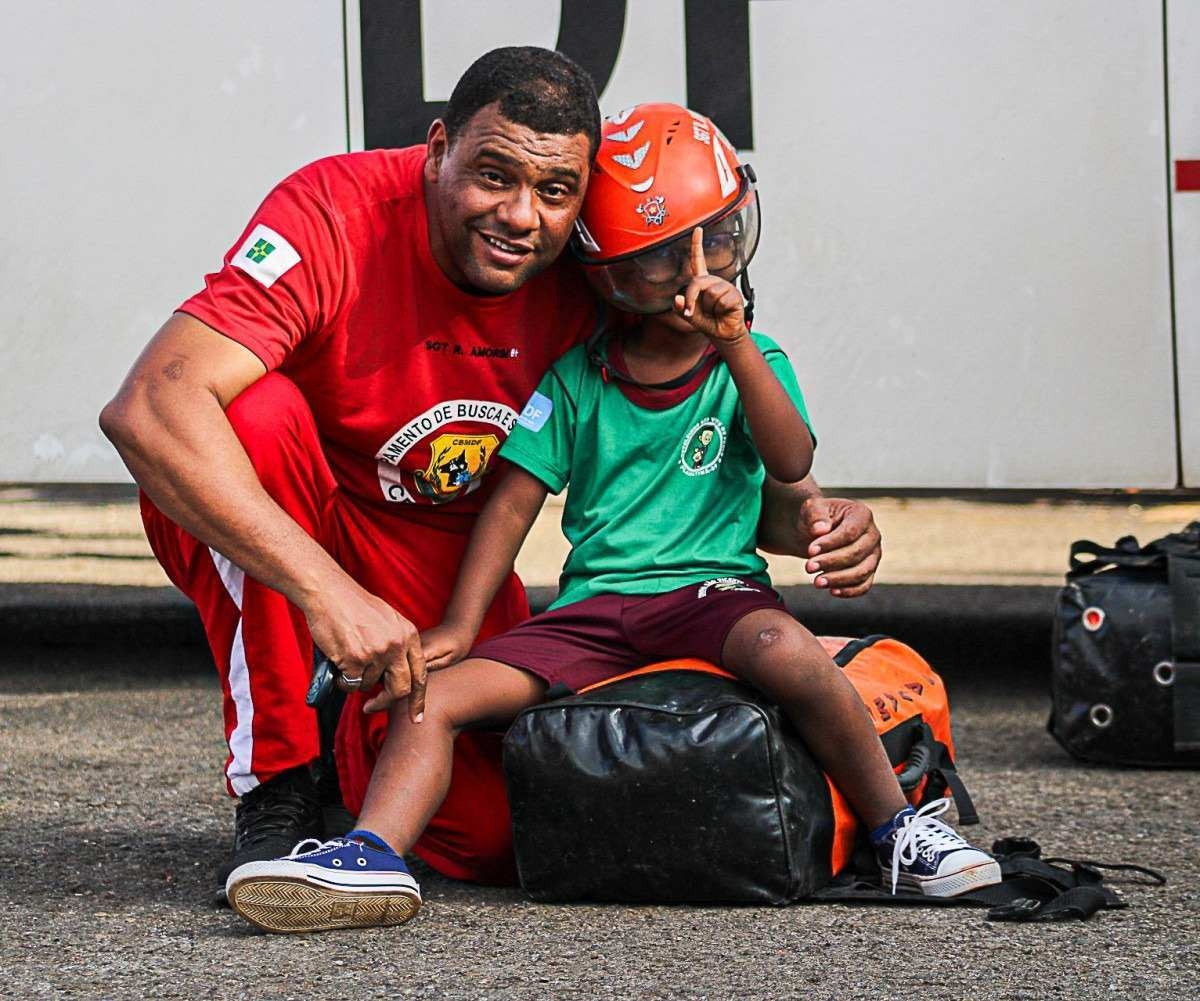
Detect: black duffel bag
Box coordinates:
(1049, 521, 1200, 766)
(502, 668, 835, 904)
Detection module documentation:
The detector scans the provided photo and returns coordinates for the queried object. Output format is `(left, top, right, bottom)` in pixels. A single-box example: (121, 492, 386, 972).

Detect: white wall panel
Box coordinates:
(748, 1, 1175, 487)
(597, 1, 688, 114)
(0, 2, 346, 481)
(1169, 0, 1200, 486)
(0, 1, 1183, 487)
(421, 1, 559, 99)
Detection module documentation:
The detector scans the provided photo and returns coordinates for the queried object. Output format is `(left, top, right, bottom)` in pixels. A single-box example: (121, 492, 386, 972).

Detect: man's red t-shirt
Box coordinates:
(180, 146, 596, 531)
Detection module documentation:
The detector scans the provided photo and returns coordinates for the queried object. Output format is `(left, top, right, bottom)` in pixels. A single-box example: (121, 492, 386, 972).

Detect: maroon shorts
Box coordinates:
(469, 577, 785, 692)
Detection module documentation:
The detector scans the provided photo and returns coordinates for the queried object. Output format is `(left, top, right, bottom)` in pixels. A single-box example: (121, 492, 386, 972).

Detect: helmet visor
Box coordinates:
(583, 189, 761, 315)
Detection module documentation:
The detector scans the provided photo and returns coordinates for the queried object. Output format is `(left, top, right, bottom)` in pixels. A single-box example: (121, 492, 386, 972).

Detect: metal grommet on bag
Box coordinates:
(1089, 703, 1114, 728)
(1153, 661, 1175, 687)
(1082, 606, 1106, 632)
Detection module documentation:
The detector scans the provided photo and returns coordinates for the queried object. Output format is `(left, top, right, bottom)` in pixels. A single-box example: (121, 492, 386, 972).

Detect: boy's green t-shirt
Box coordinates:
(501, 332, 814, 611)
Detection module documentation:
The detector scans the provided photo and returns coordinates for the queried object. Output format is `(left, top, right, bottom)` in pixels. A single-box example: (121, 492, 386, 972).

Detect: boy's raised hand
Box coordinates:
(673, 227, 747, 344)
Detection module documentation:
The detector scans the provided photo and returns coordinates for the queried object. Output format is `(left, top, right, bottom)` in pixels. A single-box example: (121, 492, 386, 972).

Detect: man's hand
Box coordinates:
(419, 622, 476, 673)
(305, 577, 427, 721)
(800, 495, 882, 598)
(673, 228, 747, 345)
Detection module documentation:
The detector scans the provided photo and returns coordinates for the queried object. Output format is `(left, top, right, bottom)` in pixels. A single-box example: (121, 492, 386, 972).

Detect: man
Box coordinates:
(100, 46, 882, 899)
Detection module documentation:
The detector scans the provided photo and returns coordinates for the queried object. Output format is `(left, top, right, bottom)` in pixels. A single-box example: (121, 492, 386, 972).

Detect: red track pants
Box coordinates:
(140, 373, 528, 883)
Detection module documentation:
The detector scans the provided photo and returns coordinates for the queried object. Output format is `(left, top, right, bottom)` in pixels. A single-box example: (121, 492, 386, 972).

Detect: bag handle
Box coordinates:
(897, 723, 980, 825)
(1068, 536, 1160, 577)
(1069, 521, 1200, 578)
(895, 740, 931, 792)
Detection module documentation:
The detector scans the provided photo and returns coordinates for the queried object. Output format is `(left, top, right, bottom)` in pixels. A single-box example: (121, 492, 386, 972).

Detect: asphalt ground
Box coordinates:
(1, 644, 1195, 1001)
(4, 486, 1199, 998)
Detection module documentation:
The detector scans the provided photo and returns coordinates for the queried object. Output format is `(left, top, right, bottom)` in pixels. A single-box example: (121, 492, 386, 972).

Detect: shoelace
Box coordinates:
(287, 837, 330, 859)
(286, 836, 384, 860)
(889, 797, 971, 893)
(286, 836, 374, 861)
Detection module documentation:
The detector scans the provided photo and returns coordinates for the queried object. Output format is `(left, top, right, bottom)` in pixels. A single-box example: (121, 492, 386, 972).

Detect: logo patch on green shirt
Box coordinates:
(518, 391, 553, 432)
(679, 418, 727, 476)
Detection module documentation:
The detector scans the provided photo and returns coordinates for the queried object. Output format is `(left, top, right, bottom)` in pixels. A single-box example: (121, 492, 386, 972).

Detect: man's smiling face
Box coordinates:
(424, 102, 592, 295)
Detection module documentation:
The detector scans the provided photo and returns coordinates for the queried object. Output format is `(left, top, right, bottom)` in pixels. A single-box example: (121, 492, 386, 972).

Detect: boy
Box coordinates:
(226, 104, 999, 933)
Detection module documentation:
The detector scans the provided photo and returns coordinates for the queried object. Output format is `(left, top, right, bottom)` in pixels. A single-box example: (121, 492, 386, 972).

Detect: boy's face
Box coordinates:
(586, 241, 739, 321)
(583, 191, 758, 318)
(425, 103, 592, 295)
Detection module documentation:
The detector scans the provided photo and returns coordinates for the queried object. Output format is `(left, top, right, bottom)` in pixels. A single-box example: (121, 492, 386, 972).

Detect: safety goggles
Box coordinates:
(581, 178, 760, 316)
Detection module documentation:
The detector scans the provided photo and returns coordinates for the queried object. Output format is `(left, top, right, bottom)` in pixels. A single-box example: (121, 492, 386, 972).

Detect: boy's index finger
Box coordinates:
(690, 227, 708, 277)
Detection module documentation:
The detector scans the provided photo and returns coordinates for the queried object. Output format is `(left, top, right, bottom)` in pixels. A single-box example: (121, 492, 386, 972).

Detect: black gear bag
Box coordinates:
(503, 667, 834, 905)
(1049, 520, 1200, 766)
(500, 636, 974, 905)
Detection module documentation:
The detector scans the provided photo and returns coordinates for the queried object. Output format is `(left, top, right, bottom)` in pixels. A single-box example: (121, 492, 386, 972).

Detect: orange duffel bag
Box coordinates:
(503, 634, 978, 903)
(818, 634, 977, 875)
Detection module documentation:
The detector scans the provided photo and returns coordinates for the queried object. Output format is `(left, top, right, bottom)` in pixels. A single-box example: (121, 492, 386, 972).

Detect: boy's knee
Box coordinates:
(751, 625, 786, 650)
(744, 618, 830, 677)
(747, 619, 805, 659)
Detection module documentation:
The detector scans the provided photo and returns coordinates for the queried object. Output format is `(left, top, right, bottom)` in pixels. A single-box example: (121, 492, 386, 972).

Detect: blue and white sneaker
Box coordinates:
(876, 799, 1002, 897)
(226, 829, 421, 933)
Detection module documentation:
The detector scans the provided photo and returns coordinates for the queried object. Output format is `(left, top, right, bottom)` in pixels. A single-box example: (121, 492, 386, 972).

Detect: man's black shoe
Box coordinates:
(214, 764, 322, 905)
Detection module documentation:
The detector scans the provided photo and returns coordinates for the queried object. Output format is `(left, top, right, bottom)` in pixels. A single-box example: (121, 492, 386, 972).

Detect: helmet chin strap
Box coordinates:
(585, 305, 717, 390)
(740, 267, 756, 328)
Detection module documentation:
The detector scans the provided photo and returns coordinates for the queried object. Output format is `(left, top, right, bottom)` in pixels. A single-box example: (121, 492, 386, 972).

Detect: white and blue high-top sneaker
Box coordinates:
(875, 799, 1002, 897)
(226, 829, 421, 933)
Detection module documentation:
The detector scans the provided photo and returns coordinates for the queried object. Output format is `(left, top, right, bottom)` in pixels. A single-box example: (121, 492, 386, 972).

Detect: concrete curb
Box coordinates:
(1, 581, 1060, 681)
(1, 584, 205, 646)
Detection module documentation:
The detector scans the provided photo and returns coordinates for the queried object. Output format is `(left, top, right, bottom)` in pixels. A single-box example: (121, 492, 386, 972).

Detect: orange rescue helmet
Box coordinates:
(573, 102, 760, 316)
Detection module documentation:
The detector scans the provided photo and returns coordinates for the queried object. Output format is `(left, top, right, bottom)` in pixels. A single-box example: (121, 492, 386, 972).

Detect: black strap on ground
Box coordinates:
(808, 837, 1165, 921)
(986, 886, 1109, 922)
(1040, 856, 1167, 886)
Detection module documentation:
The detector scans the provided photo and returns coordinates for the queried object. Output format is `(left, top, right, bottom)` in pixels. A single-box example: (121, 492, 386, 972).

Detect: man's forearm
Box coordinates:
(756, 477, 882, 596)
(102, 380, 345, 609)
